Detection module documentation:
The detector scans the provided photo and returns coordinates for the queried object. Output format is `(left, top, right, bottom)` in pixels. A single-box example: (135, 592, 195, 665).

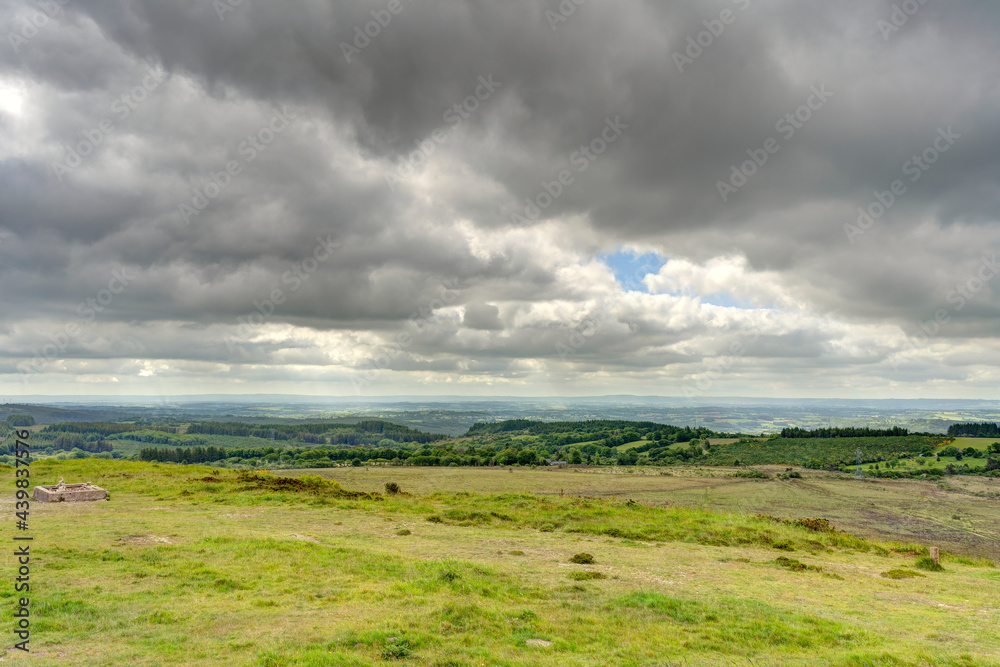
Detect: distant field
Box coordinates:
(108, 432, 292, 455)
(948, 437, 999, 450)
(703, 435, 946, 467)
(615, 437, 740, 453)
(613, 439, 646, 451)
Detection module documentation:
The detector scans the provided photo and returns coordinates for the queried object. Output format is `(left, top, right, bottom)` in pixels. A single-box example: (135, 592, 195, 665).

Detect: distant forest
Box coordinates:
(947, 422, 1000, 438)
(187, 420, 445, 444)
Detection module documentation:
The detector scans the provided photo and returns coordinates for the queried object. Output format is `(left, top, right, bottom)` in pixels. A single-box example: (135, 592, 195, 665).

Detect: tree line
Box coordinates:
(42, 422, 147, 436)
(466, 419, 722, 438)
(138, 445, 450, 465)
(186, 420, 445, 443)
(947, 422, 1000, 438)
(779, 426, 909, 438)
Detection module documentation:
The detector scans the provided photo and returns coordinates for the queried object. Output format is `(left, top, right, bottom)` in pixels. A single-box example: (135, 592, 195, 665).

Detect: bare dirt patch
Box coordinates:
(526, 639, 553, 647)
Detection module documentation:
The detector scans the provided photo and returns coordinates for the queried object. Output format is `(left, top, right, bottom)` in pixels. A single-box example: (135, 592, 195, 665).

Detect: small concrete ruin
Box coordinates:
(33, 477, 108, 503)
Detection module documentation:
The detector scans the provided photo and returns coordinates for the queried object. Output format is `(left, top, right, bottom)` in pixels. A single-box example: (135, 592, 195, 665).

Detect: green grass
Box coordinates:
(613, 439, 647, 452)
(4, 459, 1000, 666)
(703, 436, 946, 467)
(947, 438, 999, 452)
(302, 464, 1000, 559)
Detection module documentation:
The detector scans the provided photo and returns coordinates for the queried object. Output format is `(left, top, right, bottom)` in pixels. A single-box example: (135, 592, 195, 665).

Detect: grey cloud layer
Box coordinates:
(1, 0, 998, 396)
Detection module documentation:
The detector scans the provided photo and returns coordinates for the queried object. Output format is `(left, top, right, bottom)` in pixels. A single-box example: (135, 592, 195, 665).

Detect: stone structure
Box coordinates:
(33, 480, 108, 503)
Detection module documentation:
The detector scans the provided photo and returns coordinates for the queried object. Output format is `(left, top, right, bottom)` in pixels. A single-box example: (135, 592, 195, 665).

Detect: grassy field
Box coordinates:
(947, 438, 999, 451)
(3, 460, 999, 666)
(702, 436, 946, 467)
(299, 465, 1000, 561)
(613, 440, 646, 452)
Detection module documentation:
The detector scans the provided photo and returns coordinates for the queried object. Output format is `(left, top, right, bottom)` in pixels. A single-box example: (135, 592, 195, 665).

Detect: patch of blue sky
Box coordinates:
(598, 250, 666, 293)
(599, 249, 761, 308)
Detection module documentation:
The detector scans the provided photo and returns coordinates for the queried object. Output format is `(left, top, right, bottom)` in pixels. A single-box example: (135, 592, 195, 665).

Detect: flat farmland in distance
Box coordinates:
(289, 465, 1000, 561)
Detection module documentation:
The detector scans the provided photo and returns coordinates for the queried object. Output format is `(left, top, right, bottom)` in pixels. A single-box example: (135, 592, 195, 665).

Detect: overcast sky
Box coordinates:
(1, 0, 999, 398)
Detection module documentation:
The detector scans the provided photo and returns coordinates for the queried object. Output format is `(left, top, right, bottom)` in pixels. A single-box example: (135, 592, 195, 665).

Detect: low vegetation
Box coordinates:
(5, 458, 999, 665)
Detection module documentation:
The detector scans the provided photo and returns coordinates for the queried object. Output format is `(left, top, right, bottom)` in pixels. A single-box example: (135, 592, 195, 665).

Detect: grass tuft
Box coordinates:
(774, 556, 822, 573)
(915, 557, 945, 572)
(881, 569, 926, 579)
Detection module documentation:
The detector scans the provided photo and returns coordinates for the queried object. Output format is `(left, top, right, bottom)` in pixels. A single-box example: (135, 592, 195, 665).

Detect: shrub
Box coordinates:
(396, 529, 411, 536)
(568, 571, 606, 581)
(774, 557, 821, 572)
(5, 415, 35, 427)
(881, 569, 925, 579)
(569, 553, 595, 564)
(794, 517, 835, 533)
(381, 637, 412, 659)
(730, 470, 769, 479)
(385, 482, 401, 495)
(915, 557, 944, 572)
